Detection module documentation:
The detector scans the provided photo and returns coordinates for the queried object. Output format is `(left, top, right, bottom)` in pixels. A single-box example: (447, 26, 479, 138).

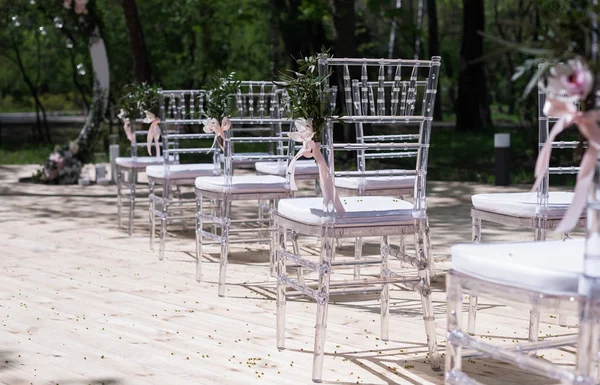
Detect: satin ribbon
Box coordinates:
(144, 111, 161, 158)
(117, 109, 134, 143)
(203, 117, 231, 150)
(288, 119, 346, 216)
(533, 97, 600, 232)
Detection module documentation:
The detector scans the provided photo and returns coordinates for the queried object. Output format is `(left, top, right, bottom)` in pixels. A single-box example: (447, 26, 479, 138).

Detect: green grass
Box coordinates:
(0, 126, 580, 187)
(0, 143, 54, 165)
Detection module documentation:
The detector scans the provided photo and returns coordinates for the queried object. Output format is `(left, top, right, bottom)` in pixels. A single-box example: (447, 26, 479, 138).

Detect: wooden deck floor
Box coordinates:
(0, 165, 577, 385)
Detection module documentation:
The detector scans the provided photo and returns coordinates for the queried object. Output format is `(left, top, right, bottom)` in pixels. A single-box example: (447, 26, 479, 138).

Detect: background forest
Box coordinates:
(0, 0, 578, 183)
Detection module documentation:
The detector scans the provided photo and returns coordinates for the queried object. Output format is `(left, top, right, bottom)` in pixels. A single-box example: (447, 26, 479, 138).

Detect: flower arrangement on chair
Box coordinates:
(275, 52, 345, 215)
(117, 83, 161, 157)
(535, 58, 600, 231)
(202, 71, 241, 150)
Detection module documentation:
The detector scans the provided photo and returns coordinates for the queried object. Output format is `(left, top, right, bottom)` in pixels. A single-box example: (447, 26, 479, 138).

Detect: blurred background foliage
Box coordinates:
(0, 0, 583, 184)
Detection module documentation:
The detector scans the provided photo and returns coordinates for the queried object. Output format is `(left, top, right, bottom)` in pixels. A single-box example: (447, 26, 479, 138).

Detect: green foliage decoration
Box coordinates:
(203, 70, 241, 124)
(275, 50, 335, 141)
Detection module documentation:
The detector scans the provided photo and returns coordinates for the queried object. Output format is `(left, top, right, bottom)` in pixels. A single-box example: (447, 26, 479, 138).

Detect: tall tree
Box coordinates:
(332, 0, 357, 58)
(120, 0, 152, 82)
(271, 0, 328, 70)
(426, 0, 442, 120)
(456, 0, 492, 132)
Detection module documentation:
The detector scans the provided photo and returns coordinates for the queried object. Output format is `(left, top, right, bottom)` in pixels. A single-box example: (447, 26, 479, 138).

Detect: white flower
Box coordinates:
(202, 117, 231, 134)
(117, 109, 127, 121)
(545, 57, 593, 101)
(288, 118, 314, 142)
(143, 111, 158, 123)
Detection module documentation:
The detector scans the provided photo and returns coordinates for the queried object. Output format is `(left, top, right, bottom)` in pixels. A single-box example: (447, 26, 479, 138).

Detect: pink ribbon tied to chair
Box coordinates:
(117, 109, 134, 144)
(534, 58, 600, 232)
(288, 119, 346, 216)
(144, 111, 161, 158)
(203, 117, 231, 150)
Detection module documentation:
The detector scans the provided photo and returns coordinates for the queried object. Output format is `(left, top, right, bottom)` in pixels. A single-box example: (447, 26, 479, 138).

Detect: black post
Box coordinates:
(495, 133, 510, 186)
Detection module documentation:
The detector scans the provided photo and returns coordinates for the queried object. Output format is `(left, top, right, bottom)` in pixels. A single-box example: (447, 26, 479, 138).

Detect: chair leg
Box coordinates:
(472, 216, 482, 244)
(558, 314, 567, 327)
(528, 307, 540, 356)
(276, 225, 287, 349)
(468, 216, 482, 333)
(576, 297, 600, 378)
(312, 223, 334, 383)
(446, 273, 464, 379)
(128, 170, 136, 236)
(425, 218, 436, 282)
(467, 296, 478, 334)
(218, 197, 231, 297)
(528, 307, 540, 342)
(312, 300, 329, 383)
(353, 237, 363, 279)
(380, 235, 390, 342)
(290, 231, 304, 282)
(269, 199, 277, 277)
(159, 180, 170, 261)
(534, 224, 546, 241)
(117, 167, 123, 228)
(195, 194, 203, 282)
(149, 180, 156, 251)
(415, 219, 440, 371)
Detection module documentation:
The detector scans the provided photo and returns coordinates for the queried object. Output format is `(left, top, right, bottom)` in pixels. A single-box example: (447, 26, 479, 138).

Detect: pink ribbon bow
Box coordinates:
(144, 111, 161, 158)
(533, 97, 600, 232)
(117, 109, 134, 144)
(288, 119, 346, 216)
(203, 117, 231, 150)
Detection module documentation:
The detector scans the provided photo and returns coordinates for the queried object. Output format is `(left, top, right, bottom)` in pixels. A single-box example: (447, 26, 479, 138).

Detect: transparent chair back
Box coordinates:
(320, 56, 441, 218)
(537, 84, 582, 214)
(159, 89, 220, 175)
(222, 81, 293, 187)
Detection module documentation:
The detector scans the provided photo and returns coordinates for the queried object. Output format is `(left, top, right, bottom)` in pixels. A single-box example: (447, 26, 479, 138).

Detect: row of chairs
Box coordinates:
(446, 83, 595, 384)
(114, 55, 442, 382)
(114, 56, 597, 385)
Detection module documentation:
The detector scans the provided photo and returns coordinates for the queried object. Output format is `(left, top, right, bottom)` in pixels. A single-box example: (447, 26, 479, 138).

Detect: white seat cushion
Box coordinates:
(255, 160, 318, 176)
(195, 175, 289, 193)
(335, 176, 415, 191)
(116, 156, 163, 169)
(146, 163, 218, 180)
(277, 196, 414, 226)
(472, 191, 575, 218)
(451, 239, 584, 295)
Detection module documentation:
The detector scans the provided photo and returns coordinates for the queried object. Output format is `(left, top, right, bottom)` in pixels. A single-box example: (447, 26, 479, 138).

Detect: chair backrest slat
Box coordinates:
(317, 55, 441, 214)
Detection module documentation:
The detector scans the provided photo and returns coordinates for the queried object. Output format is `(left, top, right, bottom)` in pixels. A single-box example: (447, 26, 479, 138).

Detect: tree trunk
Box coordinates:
(456, 0, 492, 132)
(10, 36, 50, 142)
(331, 0, 358, 149)
(120, 0, 152, 82)
(332, 0, 357, 58)
(272, 0, 329, 70)
(426, 0, 442, 120)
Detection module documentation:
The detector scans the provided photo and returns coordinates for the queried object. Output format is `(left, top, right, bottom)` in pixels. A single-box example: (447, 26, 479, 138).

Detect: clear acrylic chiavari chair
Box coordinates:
(445, 158, 600, 385)
(148, 90, 220, 260)
(334, 79, 436, 281)
(274, 55, 441, 382)
(116, 113, 165, 236)
(195, 81, 293, 297)
(467, 83, 586, 335)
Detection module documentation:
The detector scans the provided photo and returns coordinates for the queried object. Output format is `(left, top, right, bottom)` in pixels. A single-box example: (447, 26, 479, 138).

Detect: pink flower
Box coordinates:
(288, 119, 314, 142)
(202, 117, 231, 135)
(545, 58, 593, 101)
(49, 152, 65, 169)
